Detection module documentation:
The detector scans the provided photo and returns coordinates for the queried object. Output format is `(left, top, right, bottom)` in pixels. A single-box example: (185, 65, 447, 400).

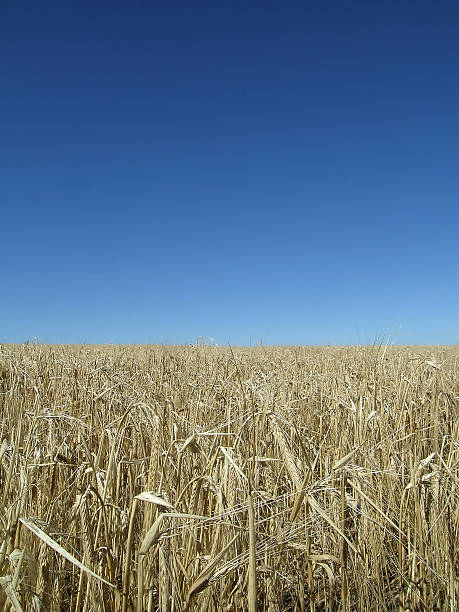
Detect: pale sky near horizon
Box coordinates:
(2, 1, 458, 345)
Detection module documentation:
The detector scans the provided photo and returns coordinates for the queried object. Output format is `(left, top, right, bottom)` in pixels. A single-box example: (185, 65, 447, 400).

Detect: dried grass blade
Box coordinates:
(0, 575, 23, 611)
(347, 479, 403, 534)
(135, 492, 175, 509)
(0, 438, 9, 461)
(19, 518, 115, 588)
(186, 535, 238, 604)
(139, 515, 164, 555)
(332, 447, 360, 471)
(220, 447, 248, 482)
(307, 496, 359, 555)
(139, 512, 207, 555)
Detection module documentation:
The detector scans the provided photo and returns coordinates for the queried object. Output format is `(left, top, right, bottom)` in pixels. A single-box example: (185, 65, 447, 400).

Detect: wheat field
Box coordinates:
(0, 343, 457, 611)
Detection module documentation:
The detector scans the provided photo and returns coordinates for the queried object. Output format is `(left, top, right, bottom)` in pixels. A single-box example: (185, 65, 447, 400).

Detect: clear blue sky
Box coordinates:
(2, 1, 458, 345)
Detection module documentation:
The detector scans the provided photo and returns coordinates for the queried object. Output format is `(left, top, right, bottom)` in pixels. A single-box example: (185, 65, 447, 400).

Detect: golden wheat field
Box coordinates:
(0, 343, 457, 611)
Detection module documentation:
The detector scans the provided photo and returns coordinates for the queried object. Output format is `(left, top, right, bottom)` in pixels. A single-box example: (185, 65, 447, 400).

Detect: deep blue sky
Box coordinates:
(2, 1, 458, 345)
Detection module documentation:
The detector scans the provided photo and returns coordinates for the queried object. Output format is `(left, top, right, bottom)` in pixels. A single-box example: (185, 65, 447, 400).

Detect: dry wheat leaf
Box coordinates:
(134, 492, 175, 509)
(187, 535, 238, 603)
(0, 576, 23, 612)
(19, 518, 116, 588)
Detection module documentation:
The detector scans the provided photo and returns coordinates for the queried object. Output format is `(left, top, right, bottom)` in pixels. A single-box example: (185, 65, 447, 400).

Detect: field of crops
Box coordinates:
(0, 344, 457, 611)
